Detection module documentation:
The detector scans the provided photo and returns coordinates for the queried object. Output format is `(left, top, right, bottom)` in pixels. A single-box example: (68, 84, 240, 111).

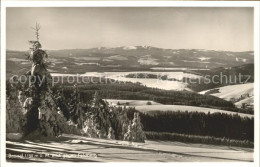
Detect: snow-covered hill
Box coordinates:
(199, 83, 254, 108)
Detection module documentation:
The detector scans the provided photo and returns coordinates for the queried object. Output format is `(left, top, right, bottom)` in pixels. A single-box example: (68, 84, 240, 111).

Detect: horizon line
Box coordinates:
(6, 45, 254, 53)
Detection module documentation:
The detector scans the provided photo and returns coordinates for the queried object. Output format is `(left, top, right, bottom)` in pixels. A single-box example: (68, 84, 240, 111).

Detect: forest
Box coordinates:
(140, 110, 254, 142)
(187, 64, 254, 92)
(50, 78, 253, 114)
(53, 82, 255, 147)
(6, 75, 253, 147)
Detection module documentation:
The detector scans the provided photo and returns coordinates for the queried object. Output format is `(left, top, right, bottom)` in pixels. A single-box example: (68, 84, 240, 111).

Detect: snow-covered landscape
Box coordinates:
(106, 99, 253, 118)
(4, 6, 256, 164)
(200, 83, 254, 107)
(51, 71, 202, 91)
(6, 134, 253, 162)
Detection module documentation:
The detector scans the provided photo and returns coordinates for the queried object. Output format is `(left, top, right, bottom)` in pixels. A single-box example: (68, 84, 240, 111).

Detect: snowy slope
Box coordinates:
(199, 83, 254, 107)
(235, 96, 254, 108)
(6, 133, 253, 162)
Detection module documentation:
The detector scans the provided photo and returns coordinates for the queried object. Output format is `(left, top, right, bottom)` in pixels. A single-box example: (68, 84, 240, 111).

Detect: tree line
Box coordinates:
(140, 110, 254, 141)
(51, 80, 248, 113)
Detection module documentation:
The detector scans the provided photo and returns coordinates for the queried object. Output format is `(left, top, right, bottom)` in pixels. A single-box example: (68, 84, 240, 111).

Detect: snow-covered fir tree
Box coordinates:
(131, 112, 146, 142)
(6, 23, 80, 139)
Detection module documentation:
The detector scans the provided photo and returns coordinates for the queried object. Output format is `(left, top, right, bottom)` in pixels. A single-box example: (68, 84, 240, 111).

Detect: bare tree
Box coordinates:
(31, 22, 41, 41)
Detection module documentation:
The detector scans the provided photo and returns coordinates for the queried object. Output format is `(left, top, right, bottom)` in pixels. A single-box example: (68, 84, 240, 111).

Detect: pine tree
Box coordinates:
(6, 83, 25, 133)
(124, 112, 145, 142)
(55, 88, 70, 120)
(10, 23, 78, 139)
(124, 122, 133, 142)
(107, 126, 115, 140)
(69, 84, 85, 128)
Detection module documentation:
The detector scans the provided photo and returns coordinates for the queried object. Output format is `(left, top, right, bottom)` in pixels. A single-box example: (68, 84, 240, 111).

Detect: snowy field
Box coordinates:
(6, 134, 253, 162)
(199, 83, 254, 101)
(105, 99, 162, 106)
(51, 71, 202, 91)
(104, 99, 253, 118)
(199, 83, 254, 107)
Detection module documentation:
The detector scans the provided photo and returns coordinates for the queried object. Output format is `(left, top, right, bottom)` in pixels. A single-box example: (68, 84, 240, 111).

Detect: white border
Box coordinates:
(1, 1, 259, 167)
(1, 1, 260, 7)
(254, 3, 260, 167)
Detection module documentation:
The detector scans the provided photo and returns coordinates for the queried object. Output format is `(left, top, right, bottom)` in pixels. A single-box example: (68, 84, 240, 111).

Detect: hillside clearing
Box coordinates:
(199, 83, 254, 101)
(199, 83, 254, 109)
(235, 97, 254, 108)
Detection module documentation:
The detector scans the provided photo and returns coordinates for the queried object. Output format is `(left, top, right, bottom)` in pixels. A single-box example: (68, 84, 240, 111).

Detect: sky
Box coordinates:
(6, 7, 254, 51)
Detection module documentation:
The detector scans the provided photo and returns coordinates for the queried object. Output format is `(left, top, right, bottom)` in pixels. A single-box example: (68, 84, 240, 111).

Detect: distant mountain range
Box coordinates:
(6, 46, 254, 75)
